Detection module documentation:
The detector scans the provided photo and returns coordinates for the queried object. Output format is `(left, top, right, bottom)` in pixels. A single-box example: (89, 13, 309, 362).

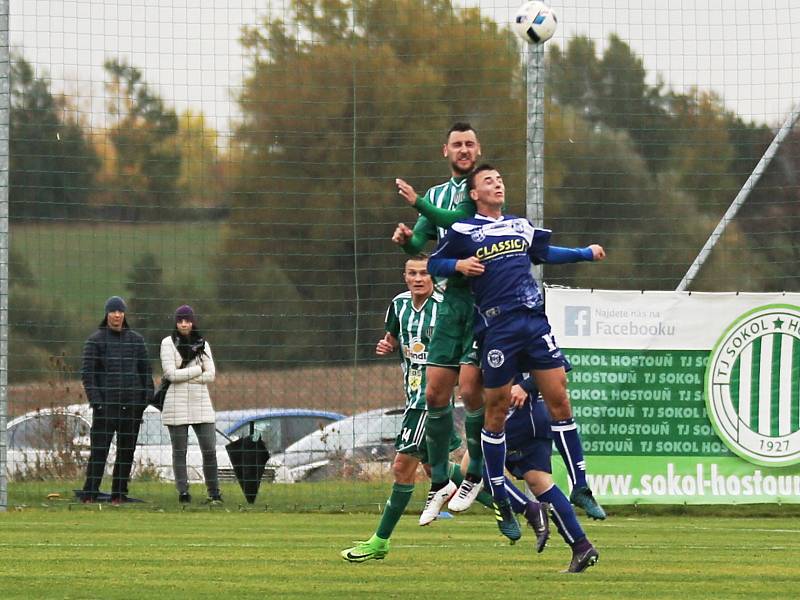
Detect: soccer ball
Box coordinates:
(513, 1, 558, 45)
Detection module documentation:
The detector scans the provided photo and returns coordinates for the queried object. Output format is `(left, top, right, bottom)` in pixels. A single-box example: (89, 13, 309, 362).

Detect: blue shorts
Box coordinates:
(479, 309, 571, 388)
(505, 437, 552, 479)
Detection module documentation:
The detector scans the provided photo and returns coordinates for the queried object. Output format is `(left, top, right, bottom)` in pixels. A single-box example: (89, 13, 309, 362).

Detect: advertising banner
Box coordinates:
(546, 289, 800, 504)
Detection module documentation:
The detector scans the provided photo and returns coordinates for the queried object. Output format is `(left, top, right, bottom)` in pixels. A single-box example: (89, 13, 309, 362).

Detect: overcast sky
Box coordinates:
(11, 0, 800, 135)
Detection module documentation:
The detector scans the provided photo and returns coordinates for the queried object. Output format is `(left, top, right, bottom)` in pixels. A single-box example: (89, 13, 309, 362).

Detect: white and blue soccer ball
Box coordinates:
(513, 1, 558, 45)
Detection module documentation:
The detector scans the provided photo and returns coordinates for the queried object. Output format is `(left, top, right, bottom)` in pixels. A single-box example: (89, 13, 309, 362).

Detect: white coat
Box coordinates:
(159, 335, 216, 426)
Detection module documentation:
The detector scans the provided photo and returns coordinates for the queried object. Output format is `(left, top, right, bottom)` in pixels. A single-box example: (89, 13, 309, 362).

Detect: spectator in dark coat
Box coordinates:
(80, 296, 154, 504)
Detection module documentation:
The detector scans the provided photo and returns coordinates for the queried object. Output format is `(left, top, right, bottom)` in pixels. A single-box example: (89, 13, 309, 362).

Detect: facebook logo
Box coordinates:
(564, 306, 591, 336)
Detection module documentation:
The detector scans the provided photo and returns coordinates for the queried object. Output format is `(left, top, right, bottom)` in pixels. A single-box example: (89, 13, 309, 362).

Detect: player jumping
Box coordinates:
(428, 164, 605, 537)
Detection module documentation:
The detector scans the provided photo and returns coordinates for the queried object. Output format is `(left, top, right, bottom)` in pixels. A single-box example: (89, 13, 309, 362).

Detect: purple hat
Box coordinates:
(175, 304, 196, 324)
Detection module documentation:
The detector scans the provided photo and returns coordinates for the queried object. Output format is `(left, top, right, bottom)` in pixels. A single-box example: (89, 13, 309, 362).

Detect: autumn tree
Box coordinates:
(218, 0, 526, 364)
(104, 59, 180, 220)
(10, 54, 98, 220)
(177, 110, 225, 209)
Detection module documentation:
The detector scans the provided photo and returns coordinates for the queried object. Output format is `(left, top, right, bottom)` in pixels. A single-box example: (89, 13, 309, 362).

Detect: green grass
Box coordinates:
(8, 479, 403, 513)
(12, 221, 222, 321)
(2, 482, 800, 599)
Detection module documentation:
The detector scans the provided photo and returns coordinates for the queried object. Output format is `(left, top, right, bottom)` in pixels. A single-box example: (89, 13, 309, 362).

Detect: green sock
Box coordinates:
(448, 462, 493, 509)
(425, 405, 453, 485)
(475, 488, 494, 509)
(464, 406, 485, 479)
(375, 483, 414, 540)
(448, 461, 464, 485)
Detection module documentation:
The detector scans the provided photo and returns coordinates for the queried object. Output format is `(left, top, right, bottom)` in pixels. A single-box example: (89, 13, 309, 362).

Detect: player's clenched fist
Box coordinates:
(375, 332, 398, 356)
(392, 222, 413, 245)
(588, 244, 606, 261)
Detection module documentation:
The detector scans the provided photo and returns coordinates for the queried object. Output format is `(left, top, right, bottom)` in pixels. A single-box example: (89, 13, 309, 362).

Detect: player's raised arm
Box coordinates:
(542, 244, 606, 264)
(413, 194, 475, 229)
(540, 243, 606, 264)
(396, 177, 473, 228)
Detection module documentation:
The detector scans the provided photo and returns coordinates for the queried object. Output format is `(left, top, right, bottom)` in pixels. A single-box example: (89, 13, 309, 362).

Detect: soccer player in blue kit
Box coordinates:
(428, 164, 605, 539)
(504, 374, 600, 572)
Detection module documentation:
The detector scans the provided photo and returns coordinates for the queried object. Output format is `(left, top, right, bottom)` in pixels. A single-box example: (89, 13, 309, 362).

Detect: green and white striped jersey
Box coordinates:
(385, 289, 443, 409)
(405, 177, 470, 292)
(419, 177, 468, 243)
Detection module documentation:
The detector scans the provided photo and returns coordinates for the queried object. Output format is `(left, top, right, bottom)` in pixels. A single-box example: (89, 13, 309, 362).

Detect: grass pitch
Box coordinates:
(1, 502, 799, 599)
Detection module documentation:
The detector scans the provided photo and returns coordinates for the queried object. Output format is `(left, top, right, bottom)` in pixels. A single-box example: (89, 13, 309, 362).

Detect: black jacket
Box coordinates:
(81, 317, 154, 413)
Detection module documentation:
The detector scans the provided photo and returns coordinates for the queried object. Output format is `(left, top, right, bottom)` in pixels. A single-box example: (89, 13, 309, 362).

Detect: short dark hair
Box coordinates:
(405, 254, 430, 275)
(467, 163, 497, 191)
(446, 122, 476, 141)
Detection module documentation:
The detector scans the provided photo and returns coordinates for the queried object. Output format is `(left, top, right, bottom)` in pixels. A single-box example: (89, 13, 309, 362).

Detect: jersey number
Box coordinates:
(542, 333, 557, 352)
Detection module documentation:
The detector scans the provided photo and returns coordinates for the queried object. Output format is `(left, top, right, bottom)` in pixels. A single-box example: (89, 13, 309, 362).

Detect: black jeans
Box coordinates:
(82, 405, 143, 498)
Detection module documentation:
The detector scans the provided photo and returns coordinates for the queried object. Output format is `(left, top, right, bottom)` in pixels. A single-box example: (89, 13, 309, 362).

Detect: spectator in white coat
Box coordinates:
(160, 304, 221, 504)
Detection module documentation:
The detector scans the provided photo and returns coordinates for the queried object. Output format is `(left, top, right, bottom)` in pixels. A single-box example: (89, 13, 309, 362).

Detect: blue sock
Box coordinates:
(538, 484, 586, 547)
(480, 428, 508, 502)
(504, 477, 529, 513)
(552, 418, 588, 488)
(482, 467, 528, 512)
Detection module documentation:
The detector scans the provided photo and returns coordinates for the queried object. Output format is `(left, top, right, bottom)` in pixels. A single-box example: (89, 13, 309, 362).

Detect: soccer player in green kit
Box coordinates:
(394, 125, 606, 522)
(392, 123, 488, 524)
(340, 255, 534, 562)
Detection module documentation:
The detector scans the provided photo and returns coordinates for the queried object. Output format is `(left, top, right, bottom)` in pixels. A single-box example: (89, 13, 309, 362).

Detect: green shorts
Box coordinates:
(426, 288, 479, 368)
(395, 407, 462, 463)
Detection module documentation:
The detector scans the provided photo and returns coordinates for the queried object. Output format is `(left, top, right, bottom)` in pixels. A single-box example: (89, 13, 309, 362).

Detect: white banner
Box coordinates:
(546, 288, 800, 350)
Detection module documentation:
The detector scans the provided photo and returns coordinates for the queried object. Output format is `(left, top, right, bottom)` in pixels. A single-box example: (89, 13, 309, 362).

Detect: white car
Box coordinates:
(4, 404, 229, 482)
(5, 404, 344, 483)
(269, 404, 465, 483)
(5, 404, 93, 480)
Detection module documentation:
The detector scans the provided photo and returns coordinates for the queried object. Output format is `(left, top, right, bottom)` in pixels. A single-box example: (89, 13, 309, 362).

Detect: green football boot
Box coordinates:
(341, 536, 390, 563)
(493, 499, 521, 542)
(570, 485, 607, 520)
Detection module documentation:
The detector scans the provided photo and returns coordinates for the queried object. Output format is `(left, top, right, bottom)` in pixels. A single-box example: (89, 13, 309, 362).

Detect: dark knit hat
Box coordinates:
(104, 296, 127, 314)
(175, 304, 196, 324)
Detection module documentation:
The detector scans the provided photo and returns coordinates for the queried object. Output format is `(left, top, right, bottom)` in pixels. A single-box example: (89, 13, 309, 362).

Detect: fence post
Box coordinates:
(0, 0, 10, 512)
(526, 43, 545, 283)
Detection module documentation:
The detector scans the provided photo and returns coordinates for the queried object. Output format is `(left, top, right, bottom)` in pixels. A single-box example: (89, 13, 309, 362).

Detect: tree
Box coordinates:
(727, 124, 800, 291)
(10, 54, 98, 220)
(543, 102, 765, 291)
(220, 0, 526, 364)
(665, 89, 737, 214)
(104, 59, 181, 220)
(548, 35, 673, 173)
(176, 110, 225, 209)
(125, 253, 178, 355)
(9, 249, 80, 382)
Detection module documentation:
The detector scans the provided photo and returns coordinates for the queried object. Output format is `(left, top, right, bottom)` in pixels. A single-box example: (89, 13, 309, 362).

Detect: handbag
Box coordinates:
(151, 378, 171, 411)
(150, 341, 204, 411)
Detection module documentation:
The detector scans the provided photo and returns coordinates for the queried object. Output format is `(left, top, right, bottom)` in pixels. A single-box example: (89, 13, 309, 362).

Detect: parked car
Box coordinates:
(214, 408, 346, 482)
(269, 404, 465, 483)
(5, 404, 345, 483)
(5, 405, 92, 480)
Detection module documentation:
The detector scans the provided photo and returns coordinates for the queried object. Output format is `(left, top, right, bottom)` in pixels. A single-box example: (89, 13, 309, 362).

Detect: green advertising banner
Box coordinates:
(546, 289, 800, 504)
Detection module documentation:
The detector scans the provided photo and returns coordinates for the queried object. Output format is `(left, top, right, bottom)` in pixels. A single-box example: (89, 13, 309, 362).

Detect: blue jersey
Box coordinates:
(430, 214, 552, 322)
